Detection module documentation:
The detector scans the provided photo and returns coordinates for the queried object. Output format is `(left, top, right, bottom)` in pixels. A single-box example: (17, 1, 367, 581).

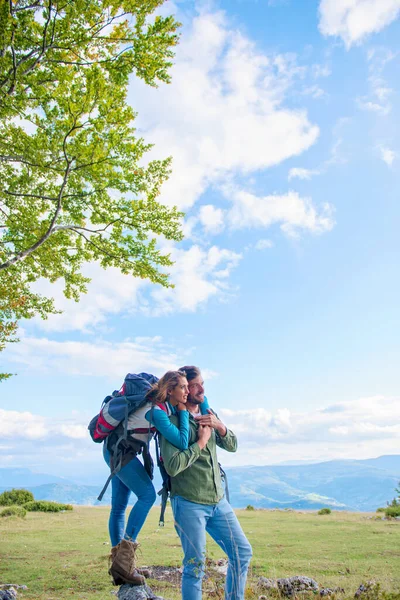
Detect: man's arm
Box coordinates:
(215, 428, 237, 452)
(159, 424, 211, 477)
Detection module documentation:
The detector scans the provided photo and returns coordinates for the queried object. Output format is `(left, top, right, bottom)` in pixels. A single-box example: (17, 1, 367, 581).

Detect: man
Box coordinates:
(159, 365, 252, 600)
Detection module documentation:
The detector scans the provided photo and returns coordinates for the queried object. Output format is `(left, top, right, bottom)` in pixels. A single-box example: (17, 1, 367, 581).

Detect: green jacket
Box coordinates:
(159, 412, 237, 505)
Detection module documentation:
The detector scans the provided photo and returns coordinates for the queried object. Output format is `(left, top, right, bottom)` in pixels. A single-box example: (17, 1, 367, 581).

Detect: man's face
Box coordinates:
(187, 374, 205, 405)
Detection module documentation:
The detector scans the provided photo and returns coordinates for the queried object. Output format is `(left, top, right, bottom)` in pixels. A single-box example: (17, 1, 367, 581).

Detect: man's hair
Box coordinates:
(179, 365, 201, 382)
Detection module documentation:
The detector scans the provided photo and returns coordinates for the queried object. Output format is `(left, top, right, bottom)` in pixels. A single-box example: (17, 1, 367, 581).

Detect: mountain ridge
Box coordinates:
(1, 455, 399, 511)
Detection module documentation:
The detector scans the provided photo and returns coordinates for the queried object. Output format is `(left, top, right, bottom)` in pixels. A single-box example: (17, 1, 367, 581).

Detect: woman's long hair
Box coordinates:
(146, 370, 187, 404)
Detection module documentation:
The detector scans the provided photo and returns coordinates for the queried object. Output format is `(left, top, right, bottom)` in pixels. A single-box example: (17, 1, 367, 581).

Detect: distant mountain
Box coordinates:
(28, 483, 113, 506)
(357, 455, 400, 473)
(0, 468, 72, 488)
(1, 455, 399, 511)
(0, 469, 164, 507)
(225, 455, 400, 511)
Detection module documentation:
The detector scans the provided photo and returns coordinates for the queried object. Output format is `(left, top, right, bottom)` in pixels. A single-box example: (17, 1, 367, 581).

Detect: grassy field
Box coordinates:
(1, 506, 400, 599)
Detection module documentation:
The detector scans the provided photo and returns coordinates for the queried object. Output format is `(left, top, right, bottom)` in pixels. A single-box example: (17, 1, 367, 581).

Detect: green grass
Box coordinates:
(1, 506, 399, 599)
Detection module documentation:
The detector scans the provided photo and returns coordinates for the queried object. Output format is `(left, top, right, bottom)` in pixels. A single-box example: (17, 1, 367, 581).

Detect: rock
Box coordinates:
(320, 588, 345, 596)
(355, 582, 377, 598)
(278, 576, 319, 596)
(117, 584, 164, 600)
(258, 577, 278, 590)
(213, 559, 228, 575)
(0, 590, 17, 600)
(259, 576, 319, 596)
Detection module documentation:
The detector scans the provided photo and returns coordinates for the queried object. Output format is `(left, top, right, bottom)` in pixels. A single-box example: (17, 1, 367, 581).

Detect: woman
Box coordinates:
(106, 370, 209, 586)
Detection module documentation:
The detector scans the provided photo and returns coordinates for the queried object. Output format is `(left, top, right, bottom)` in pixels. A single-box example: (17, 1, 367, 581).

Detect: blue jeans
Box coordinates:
(103, 446, 156, 546)
(171, 496, 252, 600)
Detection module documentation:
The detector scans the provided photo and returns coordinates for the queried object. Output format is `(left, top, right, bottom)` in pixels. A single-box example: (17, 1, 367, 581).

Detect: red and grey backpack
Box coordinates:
(88, 372, 158, 500)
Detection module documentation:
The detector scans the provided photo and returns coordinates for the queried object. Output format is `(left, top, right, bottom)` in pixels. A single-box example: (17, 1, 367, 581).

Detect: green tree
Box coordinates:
(0, 0, 182, 379)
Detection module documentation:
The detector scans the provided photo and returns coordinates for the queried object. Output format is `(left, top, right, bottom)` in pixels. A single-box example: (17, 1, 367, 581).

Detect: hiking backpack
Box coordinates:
(88, 372, 159, 500)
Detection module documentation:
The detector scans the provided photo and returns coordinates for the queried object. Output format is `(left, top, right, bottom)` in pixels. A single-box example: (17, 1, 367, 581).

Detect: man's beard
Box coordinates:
(187, 394, 202, 405)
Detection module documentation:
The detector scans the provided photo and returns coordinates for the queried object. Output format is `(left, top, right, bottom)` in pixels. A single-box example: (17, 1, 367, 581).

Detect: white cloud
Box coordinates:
(31, 240, 242, 331)
(255, 239, 274, 250)
(130, 9, 319, 211)
(198, 205, 226, 234)
(0, 408, 87, 441)
(225, 188, 335, 237)
(379, 145, 396, 166)
(0, 409, 49, 440)
(148, 245, 242, 315)
(3, 334, 180, 378)
(3, 394, 399, 473)
(301, 84, 328, 100)
(311, 64, 332, 78)
(218, 394, 400, 466)
(287, 118, 349, 182)
(288, 167, 320, 181)
(0, 408, 105, 481)
(33, 263, 146, 333)
(357, 98, 391, 115)
(201, 368, 219, 381)
(319, 0, 400, 48)
(357, 75, 393, 115)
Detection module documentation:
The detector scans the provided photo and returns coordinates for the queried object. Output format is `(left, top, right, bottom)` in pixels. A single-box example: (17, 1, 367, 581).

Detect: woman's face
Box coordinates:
(168, 376, 189, 406)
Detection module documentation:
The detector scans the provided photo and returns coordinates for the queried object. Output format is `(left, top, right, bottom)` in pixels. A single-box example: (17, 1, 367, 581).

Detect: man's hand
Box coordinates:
(196, 410, 227, 437)
(197, 424, 212, 449)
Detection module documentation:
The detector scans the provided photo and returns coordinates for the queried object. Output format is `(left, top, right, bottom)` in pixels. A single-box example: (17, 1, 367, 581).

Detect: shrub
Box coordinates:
(385, 505, 400, 518)
(318, 507, 332, 515)
(0, 488, 34, 506)
(387, 497, 400, 507)
(23, 500, 73, 512)
(0, 505, 27, 518)
(246, 505, 255, 511)
(376, 507, 386, 513)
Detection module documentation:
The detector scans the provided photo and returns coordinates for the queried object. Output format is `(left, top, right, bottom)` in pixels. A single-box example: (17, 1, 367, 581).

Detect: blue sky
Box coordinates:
(1, 0, 400, 481)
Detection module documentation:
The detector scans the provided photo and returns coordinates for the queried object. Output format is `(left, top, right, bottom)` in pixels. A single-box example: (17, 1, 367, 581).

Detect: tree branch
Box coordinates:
(7, 29, 17, 95)
(0, 154, 62, 171)
(53, 217, 123, 235)
(0, 159, 72, 270)
(13, 1, 42, 13)
(70, 227, 125, 263)
(2, 190, 57, 201)
(0, 1, 56, 93)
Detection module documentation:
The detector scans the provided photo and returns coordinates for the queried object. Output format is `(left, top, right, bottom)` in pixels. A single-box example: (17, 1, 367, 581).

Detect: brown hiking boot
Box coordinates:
(136, 567, 151, 579)
(108, 546, 124, 586)
(108, 539, 145, 586)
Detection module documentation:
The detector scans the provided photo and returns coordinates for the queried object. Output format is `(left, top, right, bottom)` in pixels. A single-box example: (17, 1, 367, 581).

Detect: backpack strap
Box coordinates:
(155, 433, 171, 527)
(97, 432, 128, 501)
(219, 463, 230, 504)
(97, 406, 146, 502)
(149, 405, 171, 527)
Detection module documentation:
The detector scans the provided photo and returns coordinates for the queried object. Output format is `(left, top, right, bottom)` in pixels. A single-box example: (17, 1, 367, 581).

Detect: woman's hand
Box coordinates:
(196, 410, 227, 437)
(177, 402, 187, 412)
(197, 424, 212, 449)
